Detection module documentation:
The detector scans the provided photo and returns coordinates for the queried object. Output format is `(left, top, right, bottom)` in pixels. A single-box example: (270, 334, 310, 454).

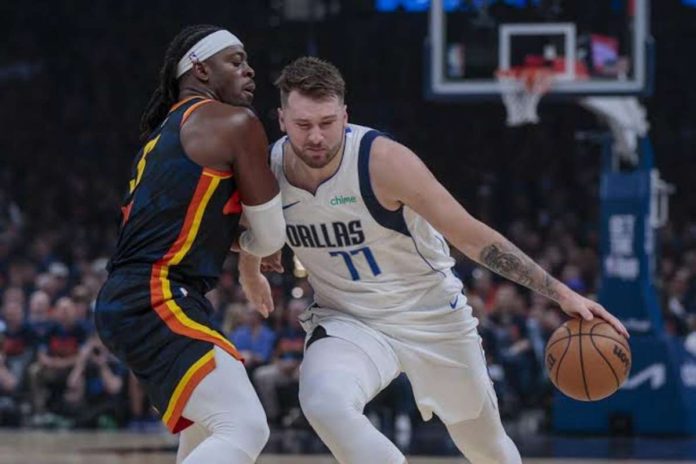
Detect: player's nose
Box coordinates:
(244, 62, 255, 79)
(308, 126, 323, 143)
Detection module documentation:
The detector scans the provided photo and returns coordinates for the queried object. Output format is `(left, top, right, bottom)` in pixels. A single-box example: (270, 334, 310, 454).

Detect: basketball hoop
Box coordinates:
(496, 67, 555, 127)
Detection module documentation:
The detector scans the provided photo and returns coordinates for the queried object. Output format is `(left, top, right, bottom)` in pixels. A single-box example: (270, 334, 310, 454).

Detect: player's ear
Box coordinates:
(278, 108, 286, 132)
(191, 61, 210, 82)
(342, 104, 348, 124)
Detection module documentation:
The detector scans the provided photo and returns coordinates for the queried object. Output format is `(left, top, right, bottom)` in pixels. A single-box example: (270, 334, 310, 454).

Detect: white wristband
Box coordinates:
(239, 193, 286, 257)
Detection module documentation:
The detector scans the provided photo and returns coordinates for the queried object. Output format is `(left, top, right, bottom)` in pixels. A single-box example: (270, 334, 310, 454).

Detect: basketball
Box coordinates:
(545, 318, 631, 401)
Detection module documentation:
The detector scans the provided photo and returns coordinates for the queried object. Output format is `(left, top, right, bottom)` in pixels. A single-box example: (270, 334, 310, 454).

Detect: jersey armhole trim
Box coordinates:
(203, 167, 233, 179)
(178, 99, 234, 177)
(180, 99, 214, 127)
(358, 130, 411, 237)
(169, 96, 203, 113)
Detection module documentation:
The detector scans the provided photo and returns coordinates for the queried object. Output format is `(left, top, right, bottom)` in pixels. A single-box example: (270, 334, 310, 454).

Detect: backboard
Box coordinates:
(426, 0, 654, 100)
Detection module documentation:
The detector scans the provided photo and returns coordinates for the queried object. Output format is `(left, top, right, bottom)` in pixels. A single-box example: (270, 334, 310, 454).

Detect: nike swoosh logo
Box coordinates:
(282, 200, 301, 210)
(449, 295, 459, 309)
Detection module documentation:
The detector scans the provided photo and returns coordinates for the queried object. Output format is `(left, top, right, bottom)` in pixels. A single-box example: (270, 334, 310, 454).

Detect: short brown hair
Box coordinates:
(274, 57, 345, 106)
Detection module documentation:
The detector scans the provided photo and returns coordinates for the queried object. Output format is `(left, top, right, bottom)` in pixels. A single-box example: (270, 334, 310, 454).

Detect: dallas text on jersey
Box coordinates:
(286, 220, 365, 248)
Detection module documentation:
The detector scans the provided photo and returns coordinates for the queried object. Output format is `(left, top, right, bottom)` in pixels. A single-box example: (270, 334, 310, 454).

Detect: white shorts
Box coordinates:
(299, 302, 497, 425)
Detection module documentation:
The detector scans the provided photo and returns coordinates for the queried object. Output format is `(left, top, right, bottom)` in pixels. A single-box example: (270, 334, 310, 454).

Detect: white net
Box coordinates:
(497, 68, 555, 127)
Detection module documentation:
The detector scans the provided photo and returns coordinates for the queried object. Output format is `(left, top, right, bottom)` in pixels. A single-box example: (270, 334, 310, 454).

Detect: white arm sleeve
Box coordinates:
(238, 193, 286, 257)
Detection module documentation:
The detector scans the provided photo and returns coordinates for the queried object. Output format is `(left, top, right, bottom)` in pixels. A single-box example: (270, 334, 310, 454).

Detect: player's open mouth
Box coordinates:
(242, 84, 255, 98)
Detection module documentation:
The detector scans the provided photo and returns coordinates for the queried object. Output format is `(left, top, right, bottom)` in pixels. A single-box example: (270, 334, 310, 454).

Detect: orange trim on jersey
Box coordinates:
(181, 99, 214, 127)
(149, 172, 241, 360)
(223, 190, 242, 215)
(162, 349, 216, 432)
(121, 201, 133, 225)
(169, 96, 202, 113)
(203, 167, 233, 178)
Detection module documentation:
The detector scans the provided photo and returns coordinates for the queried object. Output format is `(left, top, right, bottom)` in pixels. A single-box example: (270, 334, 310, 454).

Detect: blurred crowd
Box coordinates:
(2, 160, 696, 437)
(2, 0, 696, 448)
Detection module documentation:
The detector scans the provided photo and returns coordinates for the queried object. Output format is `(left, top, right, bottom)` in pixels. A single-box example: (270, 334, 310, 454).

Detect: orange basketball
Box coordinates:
(545, 318, 631, 401)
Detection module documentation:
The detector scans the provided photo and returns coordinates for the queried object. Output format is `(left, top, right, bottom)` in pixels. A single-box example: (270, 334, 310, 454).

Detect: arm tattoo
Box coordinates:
(480, 242, 561, 300)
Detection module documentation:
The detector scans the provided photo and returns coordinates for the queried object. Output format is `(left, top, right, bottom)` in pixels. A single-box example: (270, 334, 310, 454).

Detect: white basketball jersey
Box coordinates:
(270, 124, 467, 323)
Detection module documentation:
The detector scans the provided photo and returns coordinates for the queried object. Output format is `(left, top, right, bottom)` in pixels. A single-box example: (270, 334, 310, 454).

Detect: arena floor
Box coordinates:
(0, 430, 691, 464)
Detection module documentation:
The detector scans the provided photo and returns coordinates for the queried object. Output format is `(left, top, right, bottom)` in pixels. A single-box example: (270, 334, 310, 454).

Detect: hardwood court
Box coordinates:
(0, 430, 684, 464)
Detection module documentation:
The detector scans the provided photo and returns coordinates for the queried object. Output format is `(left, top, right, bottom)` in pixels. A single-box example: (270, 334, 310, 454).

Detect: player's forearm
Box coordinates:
(456, 219, 570, 303)
(238, 249, 262, 280)
(478, 238, 569, 302)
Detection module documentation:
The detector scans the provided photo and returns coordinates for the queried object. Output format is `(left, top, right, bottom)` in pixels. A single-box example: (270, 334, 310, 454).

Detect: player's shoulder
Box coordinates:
(267, 134, 288, 170)
(268, 134, 286, 155)
(367, 129, 428, 195)
(190, 102, 266, 152)
(196, 101, 262, 132)
(346, 123, 407, 158)
(369, 132, 417, 167)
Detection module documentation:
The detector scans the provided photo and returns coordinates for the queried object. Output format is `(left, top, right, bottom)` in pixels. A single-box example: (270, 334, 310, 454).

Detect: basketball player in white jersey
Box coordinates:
(239, 57, 629, 464)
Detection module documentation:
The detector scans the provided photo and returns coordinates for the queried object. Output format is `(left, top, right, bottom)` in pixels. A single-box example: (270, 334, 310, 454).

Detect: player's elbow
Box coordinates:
(265, 233, 286, 254)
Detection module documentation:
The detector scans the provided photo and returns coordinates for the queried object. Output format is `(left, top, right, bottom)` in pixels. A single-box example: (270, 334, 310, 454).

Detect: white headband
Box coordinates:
(176, 30, 243, 78)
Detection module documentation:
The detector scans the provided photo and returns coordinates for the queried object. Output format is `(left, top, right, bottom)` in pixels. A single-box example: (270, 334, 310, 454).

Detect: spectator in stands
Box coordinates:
(28, 296, 87, 417)
(365, 373, 416, 452)
(2, 287, 25, 308)
(64, 334, 126, 428)
(469, 268, 498, 313)
(28, 290, 52, 340)
(30, 237, 57, 274)
(560, 264, 587, 294)
(0, 321, 21, 425)
(253, 299, 307, 424)
(81, 258, 109, 300)
(1, 300, 37, 391)
(489, 283, 539, 406)
(125, 371, 161, 431)
(47, 262, 70, 300)
(229, 304, 276, 374)
(70, 285, 93, 332)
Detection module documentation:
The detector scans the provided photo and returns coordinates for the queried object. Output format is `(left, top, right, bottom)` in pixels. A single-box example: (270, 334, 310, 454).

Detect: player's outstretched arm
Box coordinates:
(476, 238, 627, 338)
(370, 137, 629, 338)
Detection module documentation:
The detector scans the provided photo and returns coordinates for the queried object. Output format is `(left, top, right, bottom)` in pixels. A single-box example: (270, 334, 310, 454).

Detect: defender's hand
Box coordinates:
(239, 273, 274, 318)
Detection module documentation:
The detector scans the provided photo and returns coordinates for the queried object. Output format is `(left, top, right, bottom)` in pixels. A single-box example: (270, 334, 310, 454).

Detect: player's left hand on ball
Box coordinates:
(559, 293, 629, 339)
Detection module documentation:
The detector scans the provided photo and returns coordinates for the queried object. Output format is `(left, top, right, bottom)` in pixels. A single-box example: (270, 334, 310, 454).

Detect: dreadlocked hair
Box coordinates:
(139, 24, 222, 141)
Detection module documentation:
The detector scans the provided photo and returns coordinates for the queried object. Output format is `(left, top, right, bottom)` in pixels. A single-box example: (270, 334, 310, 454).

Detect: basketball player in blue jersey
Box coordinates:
(240, 57, 629, 464)
(95, 25, 285, 464)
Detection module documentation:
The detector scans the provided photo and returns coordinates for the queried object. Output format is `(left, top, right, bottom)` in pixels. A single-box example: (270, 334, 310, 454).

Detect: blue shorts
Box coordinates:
(95, 269, 241, 432)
